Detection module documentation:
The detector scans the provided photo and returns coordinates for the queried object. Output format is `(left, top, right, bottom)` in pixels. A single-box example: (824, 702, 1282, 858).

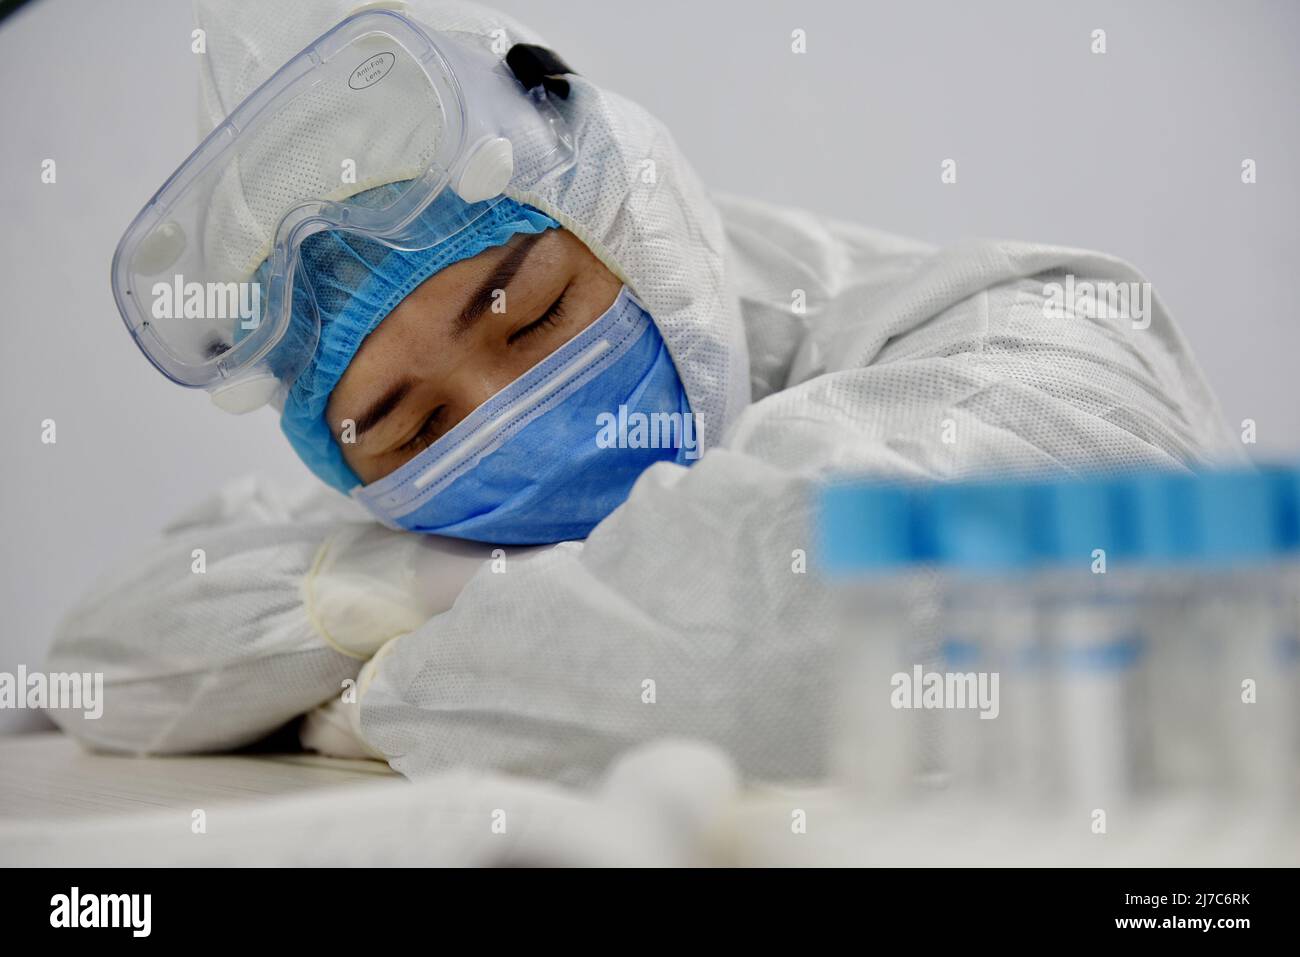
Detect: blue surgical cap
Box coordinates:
(273, 185, 560, 493)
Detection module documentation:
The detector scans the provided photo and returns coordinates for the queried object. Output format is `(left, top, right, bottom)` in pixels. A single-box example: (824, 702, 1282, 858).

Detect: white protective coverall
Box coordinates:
(46, 0, 1241, 784)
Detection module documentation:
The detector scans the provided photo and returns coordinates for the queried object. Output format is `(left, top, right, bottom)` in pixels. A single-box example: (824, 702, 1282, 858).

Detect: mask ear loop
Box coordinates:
(505, 44, 577, 99)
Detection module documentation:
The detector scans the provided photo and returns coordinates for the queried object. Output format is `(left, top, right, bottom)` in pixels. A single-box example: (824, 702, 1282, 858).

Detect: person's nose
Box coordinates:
(446, 362, 517, 422)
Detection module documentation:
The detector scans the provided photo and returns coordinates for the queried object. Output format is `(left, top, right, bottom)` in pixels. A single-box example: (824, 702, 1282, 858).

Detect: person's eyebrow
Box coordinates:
(451, 232, 546, 339)
(350, 377, 414, 439)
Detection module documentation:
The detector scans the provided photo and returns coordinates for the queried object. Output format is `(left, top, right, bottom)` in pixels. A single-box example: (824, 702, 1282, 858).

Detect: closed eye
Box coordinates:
(507, 287, 570, 345)
(400, 406, 447, 453)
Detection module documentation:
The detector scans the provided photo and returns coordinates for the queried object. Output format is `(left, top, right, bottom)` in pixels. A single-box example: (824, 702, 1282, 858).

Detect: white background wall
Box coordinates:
(2, 0, 1297, 730)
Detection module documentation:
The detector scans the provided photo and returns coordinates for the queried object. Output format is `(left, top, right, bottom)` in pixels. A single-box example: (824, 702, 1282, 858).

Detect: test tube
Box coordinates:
(927, 480, 1040, 800)
(1130, 469, 1203, 796)
(1188, 469, 1295, 804)
(1037, 474, 1146, 813)
(819, 480, 930, 802)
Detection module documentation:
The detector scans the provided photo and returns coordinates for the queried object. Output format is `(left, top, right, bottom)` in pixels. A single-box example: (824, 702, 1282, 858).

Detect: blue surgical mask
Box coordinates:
(353, 286, 699, 544)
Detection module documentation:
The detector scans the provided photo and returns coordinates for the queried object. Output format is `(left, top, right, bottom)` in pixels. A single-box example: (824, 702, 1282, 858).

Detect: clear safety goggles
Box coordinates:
(111, 8, 574, 412)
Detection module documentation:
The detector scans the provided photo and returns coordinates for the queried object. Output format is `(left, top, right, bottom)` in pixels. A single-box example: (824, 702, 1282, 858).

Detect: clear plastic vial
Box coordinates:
(819, 482, 930, 803)
(927, 482, 1039, 801)
(1036, 476, 1146, 814)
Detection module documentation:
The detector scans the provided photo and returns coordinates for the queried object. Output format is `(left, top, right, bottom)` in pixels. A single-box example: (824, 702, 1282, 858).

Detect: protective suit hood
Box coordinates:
(194, 0, 751, 452)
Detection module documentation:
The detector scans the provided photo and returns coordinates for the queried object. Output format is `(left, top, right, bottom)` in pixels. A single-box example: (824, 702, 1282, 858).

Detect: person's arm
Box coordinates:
(44, 476, 500, 755)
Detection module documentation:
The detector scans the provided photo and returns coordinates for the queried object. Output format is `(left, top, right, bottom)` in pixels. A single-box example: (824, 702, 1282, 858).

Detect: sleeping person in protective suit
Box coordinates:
(47, 0, 1241, 783)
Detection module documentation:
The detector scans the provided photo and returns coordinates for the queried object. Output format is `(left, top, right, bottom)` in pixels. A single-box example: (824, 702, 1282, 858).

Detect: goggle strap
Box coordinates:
(505, 43, 577, 100)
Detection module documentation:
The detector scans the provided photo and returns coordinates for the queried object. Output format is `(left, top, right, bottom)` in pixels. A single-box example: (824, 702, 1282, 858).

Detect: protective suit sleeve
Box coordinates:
(42, 476, 502, 755)
(354, 453, 830, 785)
(41, 477, 361, 754)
